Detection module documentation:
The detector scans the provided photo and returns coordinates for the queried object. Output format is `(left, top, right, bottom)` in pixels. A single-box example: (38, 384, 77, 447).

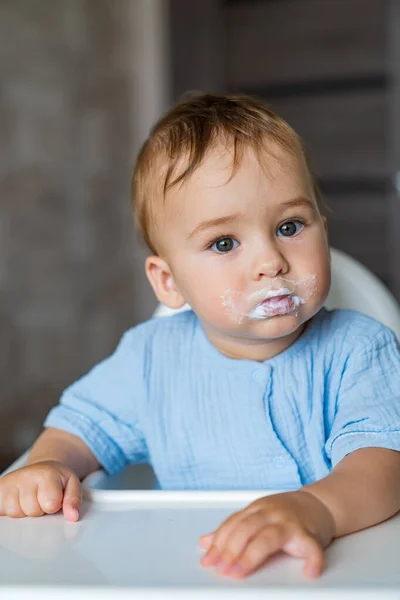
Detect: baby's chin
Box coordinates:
(243, 311, 307, 340)
(243, 297, 326, 337)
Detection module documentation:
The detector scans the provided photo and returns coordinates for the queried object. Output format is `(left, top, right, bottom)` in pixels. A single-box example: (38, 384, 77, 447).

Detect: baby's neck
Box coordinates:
(203, 323, 307, 362)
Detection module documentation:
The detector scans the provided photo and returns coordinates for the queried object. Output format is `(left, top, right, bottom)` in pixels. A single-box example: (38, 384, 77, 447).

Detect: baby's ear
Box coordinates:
(145, 255, 186, 309)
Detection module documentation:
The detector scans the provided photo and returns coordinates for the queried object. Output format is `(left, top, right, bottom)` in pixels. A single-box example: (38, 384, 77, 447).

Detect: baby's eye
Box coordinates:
(277, 220, 304, 238)
(211, 237, 239, 253)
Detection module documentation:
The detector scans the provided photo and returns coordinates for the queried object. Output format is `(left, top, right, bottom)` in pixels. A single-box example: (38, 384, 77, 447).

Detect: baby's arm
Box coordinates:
(0, 427, 100, 520)
(27, 427, 100, 479)
(0, 323, 151, 521)
(304, 446, 400, 537)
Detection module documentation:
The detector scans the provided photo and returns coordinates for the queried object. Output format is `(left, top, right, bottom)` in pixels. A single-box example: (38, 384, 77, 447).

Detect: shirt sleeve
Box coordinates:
(44, 328, 149, 475)
(325, 327, 400, 467)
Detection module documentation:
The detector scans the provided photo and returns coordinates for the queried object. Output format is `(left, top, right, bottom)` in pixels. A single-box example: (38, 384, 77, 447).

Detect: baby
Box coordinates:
(2, 93, 400, 580)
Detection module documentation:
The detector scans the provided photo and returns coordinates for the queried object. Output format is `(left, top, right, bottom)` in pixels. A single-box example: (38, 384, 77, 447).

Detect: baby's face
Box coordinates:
(159, 144, 331, 360)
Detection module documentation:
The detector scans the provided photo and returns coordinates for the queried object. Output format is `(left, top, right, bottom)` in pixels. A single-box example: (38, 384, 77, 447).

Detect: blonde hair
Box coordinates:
(132, 93, 321, 255)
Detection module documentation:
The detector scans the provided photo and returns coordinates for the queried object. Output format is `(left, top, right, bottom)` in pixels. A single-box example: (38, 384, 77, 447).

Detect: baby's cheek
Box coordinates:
(206, 296, 230, 322)
(301, 269, 329, 313)
(198, 292, 237, 327)
(314, 262, 331, 300)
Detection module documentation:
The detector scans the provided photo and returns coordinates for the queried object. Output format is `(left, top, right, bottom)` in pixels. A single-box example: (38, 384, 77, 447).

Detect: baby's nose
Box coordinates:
(253, 256, 289, 280)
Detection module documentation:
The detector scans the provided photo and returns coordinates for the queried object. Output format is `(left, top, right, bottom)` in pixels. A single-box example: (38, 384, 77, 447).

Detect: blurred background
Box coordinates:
(1, 0, 400, 471)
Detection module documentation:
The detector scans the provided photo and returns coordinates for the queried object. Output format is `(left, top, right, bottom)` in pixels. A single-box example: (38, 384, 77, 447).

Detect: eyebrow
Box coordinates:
(280, 197, 317, 211)
(187, 213, 242, 240)
(187, 197, 317, 240)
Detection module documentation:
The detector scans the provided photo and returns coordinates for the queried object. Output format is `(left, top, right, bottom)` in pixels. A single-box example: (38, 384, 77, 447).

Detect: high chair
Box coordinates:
(1, 248, 400, 598)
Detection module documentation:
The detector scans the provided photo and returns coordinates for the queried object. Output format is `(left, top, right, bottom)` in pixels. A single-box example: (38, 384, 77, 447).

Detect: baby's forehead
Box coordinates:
(149, 141, 317, 252)
(166, 142, 310, 197)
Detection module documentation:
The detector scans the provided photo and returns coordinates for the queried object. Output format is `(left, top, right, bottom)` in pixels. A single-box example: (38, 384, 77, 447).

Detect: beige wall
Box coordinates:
(0, 0, 169, 469)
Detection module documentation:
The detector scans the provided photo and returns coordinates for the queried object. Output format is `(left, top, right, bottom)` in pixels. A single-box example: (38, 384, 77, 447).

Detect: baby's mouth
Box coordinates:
(258, 295, 297, 317)
(248, 288, 302, 319)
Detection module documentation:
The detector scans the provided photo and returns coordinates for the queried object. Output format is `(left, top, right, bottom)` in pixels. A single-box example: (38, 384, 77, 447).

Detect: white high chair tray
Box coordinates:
(0, 477, 400, 599)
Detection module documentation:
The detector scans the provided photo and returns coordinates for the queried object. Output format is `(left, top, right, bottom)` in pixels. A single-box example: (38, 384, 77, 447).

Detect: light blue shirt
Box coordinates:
(44, 308, 400, 490)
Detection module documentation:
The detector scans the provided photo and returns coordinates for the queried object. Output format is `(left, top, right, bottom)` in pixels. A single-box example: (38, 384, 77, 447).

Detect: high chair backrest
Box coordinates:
(154, 247, 400, 341)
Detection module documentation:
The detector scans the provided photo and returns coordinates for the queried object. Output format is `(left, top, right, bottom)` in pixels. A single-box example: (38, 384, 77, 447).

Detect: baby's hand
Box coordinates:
(199, 490, 335, 579)
(0, 461, 82, 521)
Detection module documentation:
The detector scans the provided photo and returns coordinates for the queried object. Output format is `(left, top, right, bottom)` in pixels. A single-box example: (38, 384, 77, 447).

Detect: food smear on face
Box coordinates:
(221, 274, 317, 323)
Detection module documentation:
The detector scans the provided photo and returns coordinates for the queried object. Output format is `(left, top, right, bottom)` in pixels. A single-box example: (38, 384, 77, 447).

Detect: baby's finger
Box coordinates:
(199, 532, 215, 550)
(201, 505, 259, 567)
(200, 515, 244, 566)
(62, 474, 82, 522)
(284, 534, 324, 579)
(214, 510, 278, 569)
(18, 483, 45, 517)
(37, 477, 64, 515)
(2, 487, 25, 518)
(219, 524, 287, 577)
